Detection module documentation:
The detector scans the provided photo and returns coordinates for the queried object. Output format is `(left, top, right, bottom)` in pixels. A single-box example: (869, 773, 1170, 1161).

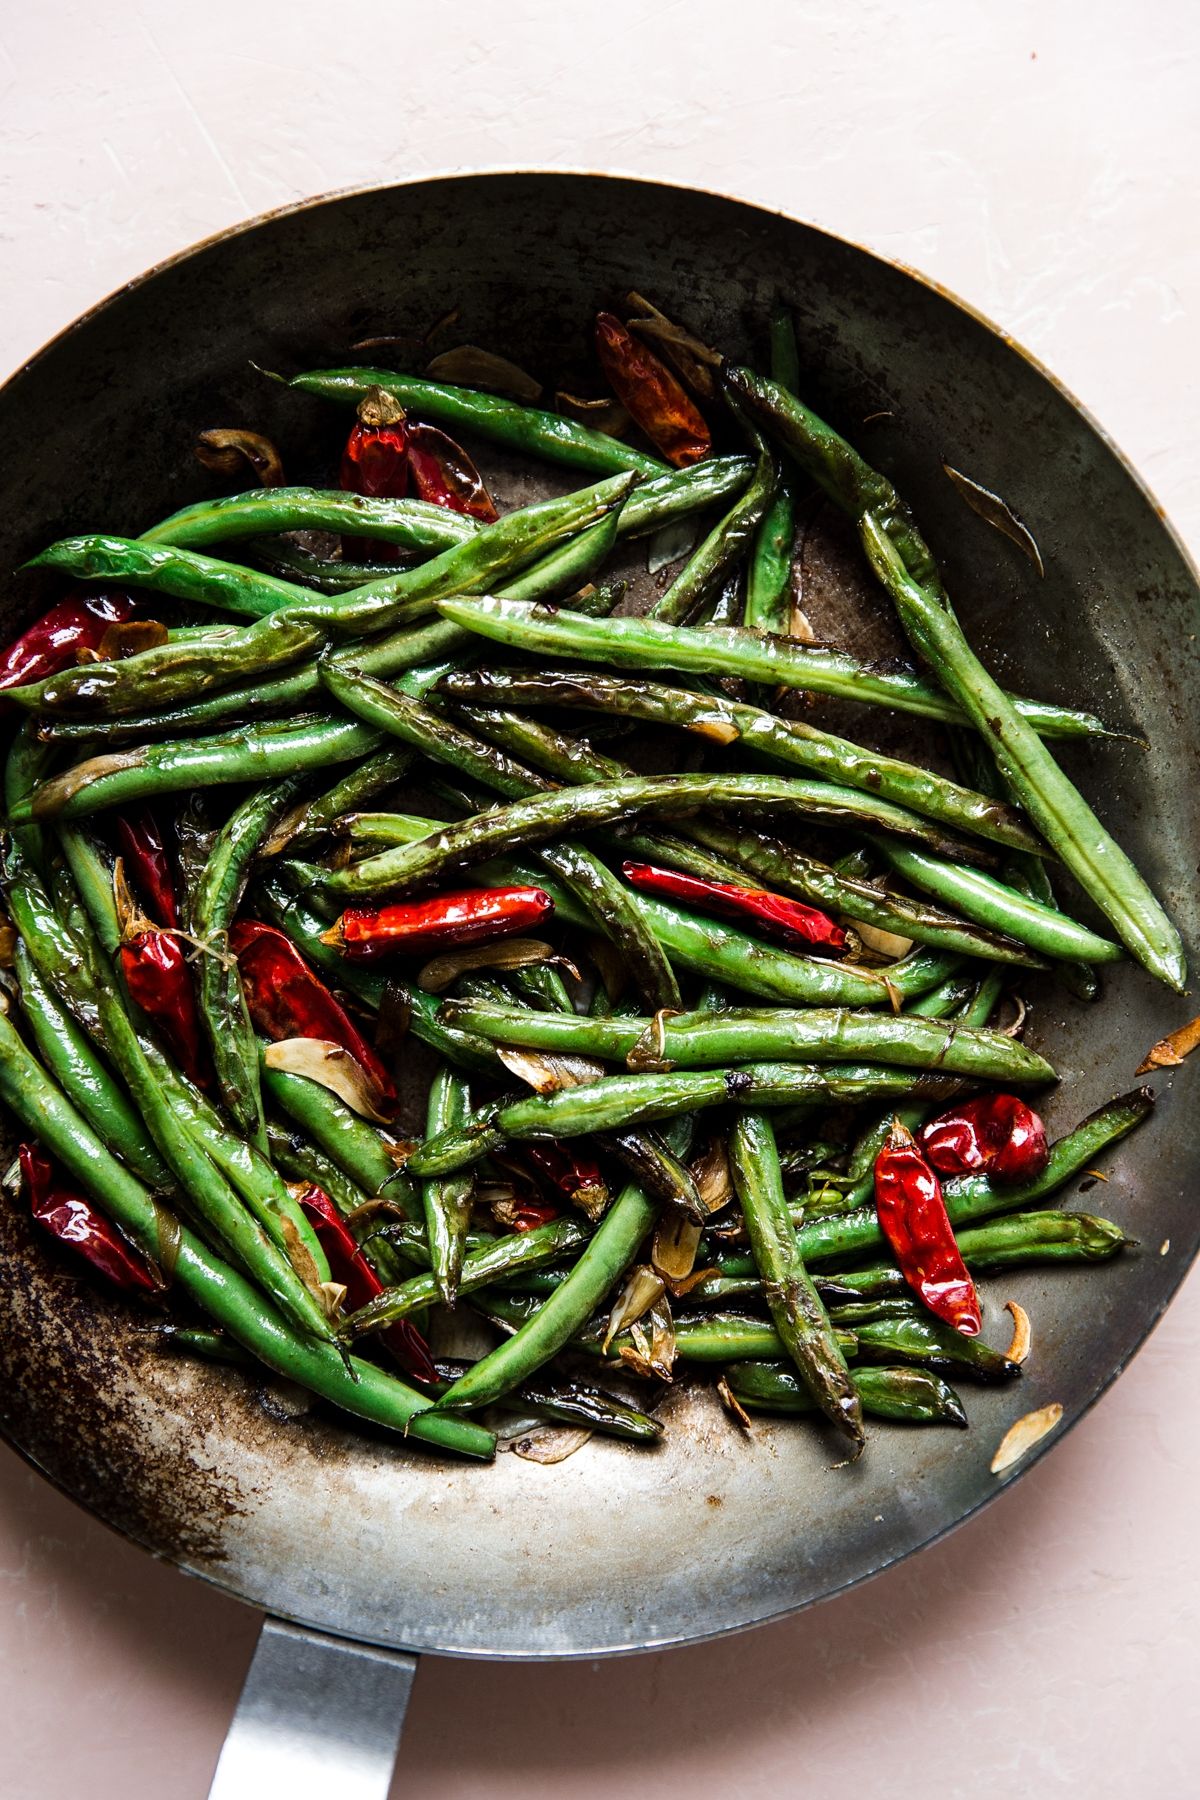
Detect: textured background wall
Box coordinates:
(1, 3, 1196, 1795)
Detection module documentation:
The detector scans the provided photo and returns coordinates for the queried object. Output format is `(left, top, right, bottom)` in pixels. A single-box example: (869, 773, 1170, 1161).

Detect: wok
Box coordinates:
(0, 174, 1196, 1797)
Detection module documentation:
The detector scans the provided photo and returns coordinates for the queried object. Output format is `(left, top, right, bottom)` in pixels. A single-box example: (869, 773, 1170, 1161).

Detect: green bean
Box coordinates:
(143, 487, 477, 556)
(406, 1062, 964, 1178)
(340, 1217, 589, 1339)
(422, 1065, 475, 1305)
(873, 838, 1125, 965)
(597, 1125, 703, 1216)
(150, 1046, 331, 1283)
(18, 717, 382, 820)
(796, 1087, 1153, 1268)
(509, 960, 576, 1014)
(850, 1312, 1020, 1380)
(439, 666, 1045, 855)
(594, 1310, 857, 1365)
(194, 782, 300, 1147)
(266, 747, 415, 856)
(13, 941, 172, 1188)
(434, 1182, 657, 1413)
(309, 772, 994, 902)
(0, 1010, 493, 1457)
(723, 362, 945, 595)
(649, 418, 777, 624)
(53, 825, 338, 1342)
(506, 1376, 662, 1442)
(315, 666, 682, 1011)
(729, 1111, 862, 1444)
(436, 998, 1055, 1083)
(287, 365, 668, 477)
(954, 1209, 1130, 1270)
(4, 722, 52, 867)
(261, 1062, 416, 1210)
(744, 311, 799, 635)
(252, 540, 414, 592)
(434, 597, 1118, 741)
(500, 511, 619, 603)
(727, 1360, 967, 1426)
(14, 475, 637, 716)
(861, 517, 1185, 989)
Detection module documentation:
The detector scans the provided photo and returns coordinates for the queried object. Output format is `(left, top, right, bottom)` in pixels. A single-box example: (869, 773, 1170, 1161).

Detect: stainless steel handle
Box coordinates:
(207, 1616, 417, 1799)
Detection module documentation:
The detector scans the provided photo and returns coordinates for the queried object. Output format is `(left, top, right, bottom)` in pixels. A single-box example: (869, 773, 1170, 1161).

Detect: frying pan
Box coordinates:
(0, 174, 1196, 1798)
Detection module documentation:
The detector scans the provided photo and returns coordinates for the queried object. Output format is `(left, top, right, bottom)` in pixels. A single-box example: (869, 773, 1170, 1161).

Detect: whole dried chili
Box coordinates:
(594, 312, 711, 467)
(920, 1093, 1049, 1185)
(323, 885, 553, 960)
(621, 861, 847, 952)
(339, 387, 410, 499)
(19, 1143, 160, 1295)
(0, 591, 134, 694)
(120, 927, 210, 1088)
(115, 809, 179, 928)
(230, 920, 397, 1111)
(873, 1120, 981, 1335)
(520, 1140, 608, 1217)
(405, 421, 498, 522)
(294, 1181, 436, 1383)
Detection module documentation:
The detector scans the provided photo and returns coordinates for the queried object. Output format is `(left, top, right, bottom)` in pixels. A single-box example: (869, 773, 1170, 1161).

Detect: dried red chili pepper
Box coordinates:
(115, 809, 179, 928)
(920, 1093, 1049, 1185)
(19, 1143, 160, 1295)
(520, 1140, 608, 1216)
(873, 1120, 981, 1336)
(0, 591, 134, 694)
(230, 920, 397, 1111)
(120, 928, 209, 1088)
(621, 861, 847, 952)
(594, 312, 711, 467)
(294, 1182, 436, 1383)
(339, 388, 410, 499)
(405, 421, 498, 521)
(323, 885, 553, 960)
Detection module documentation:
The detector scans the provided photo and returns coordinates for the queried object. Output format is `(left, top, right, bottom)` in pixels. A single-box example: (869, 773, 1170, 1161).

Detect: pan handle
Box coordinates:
(206, 1615, 417, 1799)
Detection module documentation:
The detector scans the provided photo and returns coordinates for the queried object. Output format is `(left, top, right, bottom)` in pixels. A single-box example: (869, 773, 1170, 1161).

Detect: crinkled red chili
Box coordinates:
(521, 1140, 608, 1215)
(0, 591, 134, 694)
(873, 1120, 981, 1335)
(120, 929, 209, 1088)
(20, 1143, 160, 1295)
(920, 1093, 1049, 1185)
(230, 920, 397, 1111)
(621, 861, 846, 952)
(294, 1182, 435, 1383)
(404, 421, 498, 521)
(115, 808, 179, 928)
(594, 312, 711, 467)
(324, 885, 553, 960)
(340, 416, 410, 499)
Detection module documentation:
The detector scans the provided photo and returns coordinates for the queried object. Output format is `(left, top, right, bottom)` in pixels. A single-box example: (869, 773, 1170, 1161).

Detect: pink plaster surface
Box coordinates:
(1, 5, 1197, 1795)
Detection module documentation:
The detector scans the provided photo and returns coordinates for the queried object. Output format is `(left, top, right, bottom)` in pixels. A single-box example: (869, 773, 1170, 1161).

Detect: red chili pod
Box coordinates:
(405, 421, 498, 521)
(920, 1094, 1049, 1186)
(521, 1140, 608, 1215)
(115, 809, 179, 929)
(339, 395, 410, 500)
(873, 1121, 981, 1336)
(0, 591, 135, 694)
(594, 312, 711, 467)
(19, 1143, 160, 1295)
(621, 861, 846, 952)
(294, 1182, 436, 1384)
(230, 920, 397, 1111)
(120, 930, 210, 1088)
(324, 886, 554, 960)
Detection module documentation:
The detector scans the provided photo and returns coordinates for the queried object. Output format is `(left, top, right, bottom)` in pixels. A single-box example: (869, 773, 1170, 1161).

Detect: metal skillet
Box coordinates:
(0, 174, 1196, 1796)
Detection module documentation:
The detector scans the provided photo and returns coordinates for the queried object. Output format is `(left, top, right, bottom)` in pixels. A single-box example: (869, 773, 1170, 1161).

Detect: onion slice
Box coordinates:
(425, 345, 543, 402)
(1003, 1299, 1032, 1365)
(418, 937, 562, 994)
(263, 1038, 395, 1124)
(494, 1047, 605, 1095)
(990, 1402, 1063, 1474)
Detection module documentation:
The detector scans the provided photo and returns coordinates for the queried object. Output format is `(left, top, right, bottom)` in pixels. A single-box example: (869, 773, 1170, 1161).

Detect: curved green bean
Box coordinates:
(434, 597, 1119, 741)
(144, 487, 476, 556)
(287, 365, 668, 477)
(436, 998, 1056, 1083)
(727, 1360, 967, 1426)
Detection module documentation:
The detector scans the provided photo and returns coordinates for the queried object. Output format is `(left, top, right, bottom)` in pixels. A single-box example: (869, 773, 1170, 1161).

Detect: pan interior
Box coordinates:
(0, 173, 1195, 1658)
